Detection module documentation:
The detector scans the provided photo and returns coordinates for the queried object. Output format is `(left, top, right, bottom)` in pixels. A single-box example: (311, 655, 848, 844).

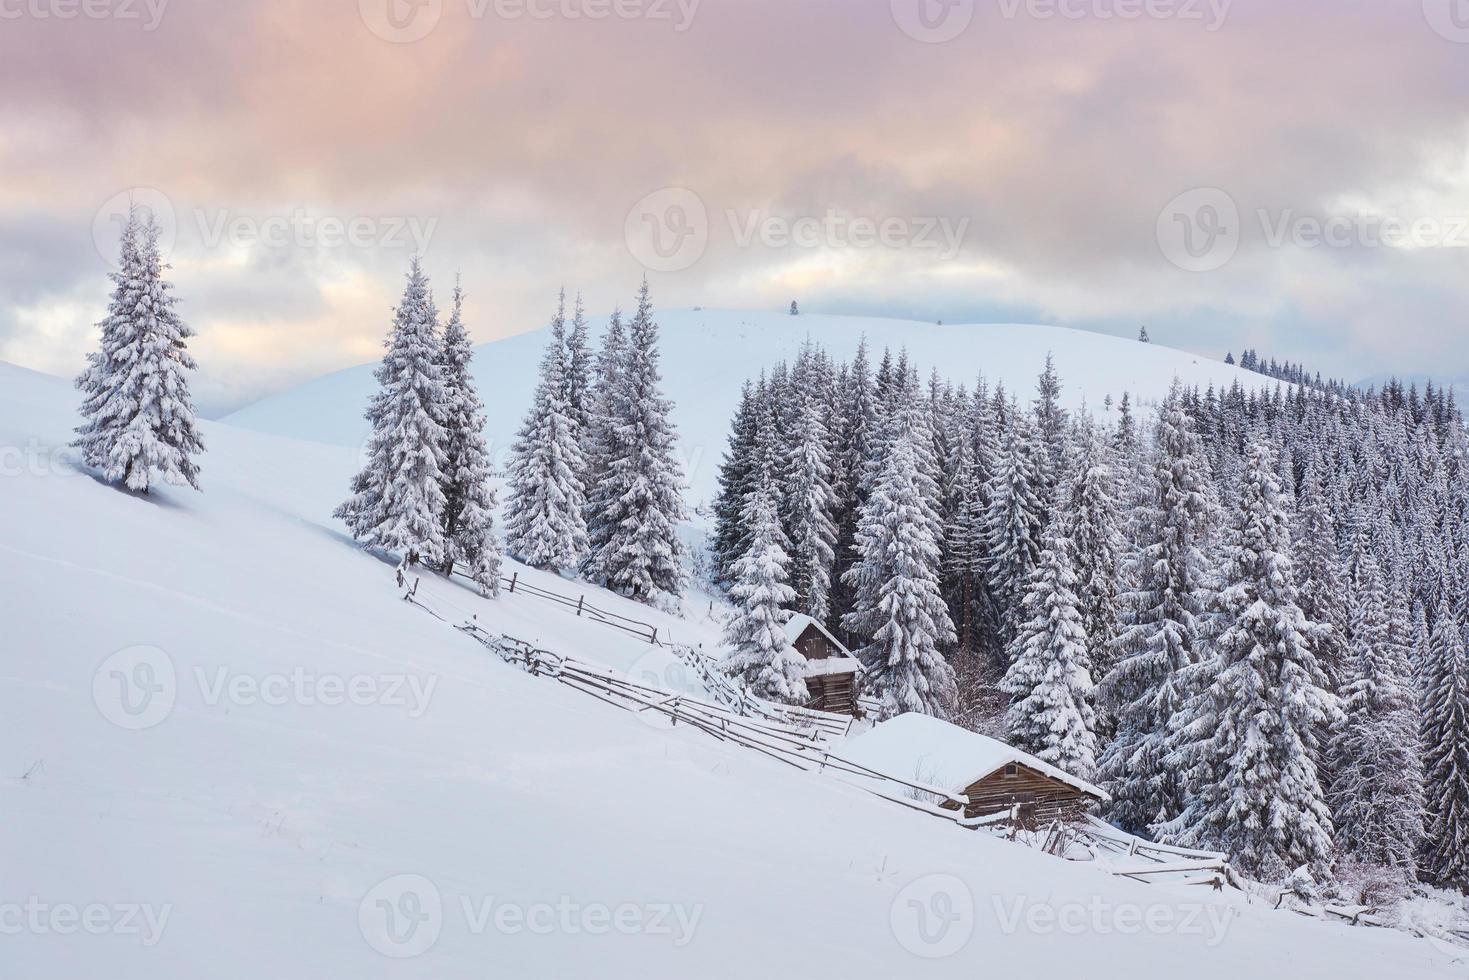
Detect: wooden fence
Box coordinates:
(445, 620, 972, 822)
(447, 568, 664, 645)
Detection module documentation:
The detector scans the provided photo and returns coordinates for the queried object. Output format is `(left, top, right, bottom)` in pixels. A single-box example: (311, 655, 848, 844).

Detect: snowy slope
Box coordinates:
(3, 361, 1461, 979)
(221, 311, 1273, 502)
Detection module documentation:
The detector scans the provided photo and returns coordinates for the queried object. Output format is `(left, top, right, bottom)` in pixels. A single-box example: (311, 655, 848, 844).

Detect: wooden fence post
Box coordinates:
(576, 595, 585, 616)
(508, 572, 517, 594)
(650, 627, 658, 645)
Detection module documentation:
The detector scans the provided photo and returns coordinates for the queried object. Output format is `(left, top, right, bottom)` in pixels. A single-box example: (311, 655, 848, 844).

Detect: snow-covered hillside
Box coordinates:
(5, 361, 1464, 978)
(222, 311, 1271, 502)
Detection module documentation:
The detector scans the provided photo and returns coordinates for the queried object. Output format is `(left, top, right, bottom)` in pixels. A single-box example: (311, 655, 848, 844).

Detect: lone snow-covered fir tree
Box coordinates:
(334, 257, 447, 567)
(75, 205, 205, 493)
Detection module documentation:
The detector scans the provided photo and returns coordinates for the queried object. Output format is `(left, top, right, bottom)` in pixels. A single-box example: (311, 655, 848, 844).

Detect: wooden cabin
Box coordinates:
(783, 614, 863, 716)
(837, 713, 1108, 823)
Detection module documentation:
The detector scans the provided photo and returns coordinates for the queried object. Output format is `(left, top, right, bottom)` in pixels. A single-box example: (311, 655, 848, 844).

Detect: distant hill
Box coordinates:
(222, 310, 1273, 502)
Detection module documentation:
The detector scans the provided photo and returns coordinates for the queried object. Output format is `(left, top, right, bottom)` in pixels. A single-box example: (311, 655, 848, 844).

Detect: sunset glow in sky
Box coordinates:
(4, 0, 1469, 411)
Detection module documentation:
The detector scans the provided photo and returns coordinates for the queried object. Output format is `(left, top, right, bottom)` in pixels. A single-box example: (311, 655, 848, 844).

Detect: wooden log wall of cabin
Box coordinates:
(937, 764, 1097, 822)
(805, 673, 856, 716)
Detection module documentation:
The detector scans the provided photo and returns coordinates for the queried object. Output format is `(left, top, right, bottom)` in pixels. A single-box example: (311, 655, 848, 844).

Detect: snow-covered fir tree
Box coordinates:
(582, 306, 626, 556)
(941, 411, 989, 657)
(1163, 440, 1339, 880)
(334, 257, 447, 566)
(982, 410, 1048, 647)
(711, 380, 761, 585)
(1001, 522, 1098, 779)
(828, 339, 879, 635)
(721, 472, 809, 705)
(504, 292, 590, 572)
(841, 395, 957, 720)
(784, 390, 838, 621)
(1293, 457, 1351, 687)
(1097, 384, 1215, 835)
(75, 206, 205, 493)
(583, 279, 687, 602)
(1059, 421, 1125, 677)
(1031, 353, 1068, 494)
(435, 277, 503, 595)
(1329, 526, 1423, 875)
(1421, 598, 1469, 889)
(563, 292, 594, 442)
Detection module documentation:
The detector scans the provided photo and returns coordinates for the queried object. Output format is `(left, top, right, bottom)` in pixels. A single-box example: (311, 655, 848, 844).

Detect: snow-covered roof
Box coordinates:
(835, 713, 1110, 801)
(783, 614, 863, 676)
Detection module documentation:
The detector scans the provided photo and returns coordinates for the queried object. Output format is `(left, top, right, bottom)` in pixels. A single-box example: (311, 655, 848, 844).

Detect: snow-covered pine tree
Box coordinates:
(1097, 383, 1215, 835)
(504, 292, 590, 572)
(940, 404, 986, 656)
(435, 277, 503, 594)
(581, 306, 626, 557)
(982, 410, 1048, 648)
(711, 380, 761, 585)
(1001, 522, 1098, 779)
(1059, 421, 1125, 678)
(1293, 457, 1351, 687)
(828, 339, 879, 634)
(75, 206, 205, 493)
(1032, 353, 1068, 494)
(784, 390, 838, 620)
(1421, 598, 1469, 889)
(583, 279, 687, 602)
(841, 395, 957, 720)
(1163, 440, 1339, 880)
(720, 473, 809, 705)
(334, 257, 447, 566)
(563, 292, 594, 444)
(1329, 526, 1423, 875)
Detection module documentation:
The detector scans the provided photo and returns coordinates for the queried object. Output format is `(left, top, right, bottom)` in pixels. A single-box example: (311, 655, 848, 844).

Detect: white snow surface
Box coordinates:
(3, 358, 1462, 979)
(222, 310, 1276, 501)
(838, 712, 1110, 800)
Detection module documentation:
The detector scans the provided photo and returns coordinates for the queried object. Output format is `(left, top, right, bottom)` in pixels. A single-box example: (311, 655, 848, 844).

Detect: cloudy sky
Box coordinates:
(4, 0, 1468, 413)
